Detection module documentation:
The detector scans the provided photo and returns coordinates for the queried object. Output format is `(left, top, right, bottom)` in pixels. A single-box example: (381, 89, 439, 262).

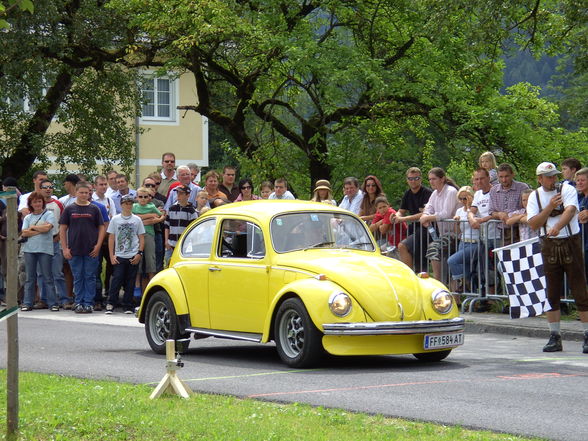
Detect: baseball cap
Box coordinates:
(174, 185, 191, 194)
(536, 162, 561, 176)
(121, 194, 136, 204)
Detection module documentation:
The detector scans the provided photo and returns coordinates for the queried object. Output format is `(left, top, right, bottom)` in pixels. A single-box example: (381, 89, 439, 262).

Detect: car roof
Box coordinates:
(200, 200, 351, 221)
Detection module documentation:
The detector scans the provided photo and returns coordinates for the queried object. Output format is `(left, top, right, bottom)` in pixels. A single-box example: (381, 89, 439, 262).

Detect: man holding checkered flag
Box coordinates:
(527, 162, 588, 353)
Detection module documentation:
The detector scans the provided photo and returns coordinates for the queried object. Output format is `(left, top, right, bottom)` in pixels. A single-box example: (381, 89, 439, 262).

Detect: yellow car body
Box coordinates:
(138, 200, 464, 367)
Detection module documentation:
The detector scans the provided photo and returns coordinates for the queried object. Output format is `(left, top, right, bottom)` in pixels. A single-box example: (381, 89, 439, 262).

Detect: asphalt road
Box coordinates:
(1, 312, 587, 441)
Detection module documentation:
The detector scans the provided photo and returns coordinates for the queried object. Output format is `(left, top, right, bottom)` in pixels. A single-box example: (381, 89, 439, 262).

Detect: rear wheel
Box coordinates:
(145, 291, 188, 354)
(274, 298, 323, 368)
(413, 350, 452, 362)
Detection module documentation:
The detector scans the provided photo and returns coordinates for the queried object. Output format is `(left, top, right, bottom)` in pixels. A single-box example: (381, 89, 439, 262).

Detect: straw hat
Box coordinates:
(313, 179, 332, 192)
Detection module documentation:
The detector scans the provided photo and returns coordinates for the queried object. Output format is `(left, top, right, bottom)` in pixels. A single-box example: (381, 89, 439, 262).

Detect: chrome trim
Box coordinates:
(322, 317, 465, 336)
(186, 327, 262, 342)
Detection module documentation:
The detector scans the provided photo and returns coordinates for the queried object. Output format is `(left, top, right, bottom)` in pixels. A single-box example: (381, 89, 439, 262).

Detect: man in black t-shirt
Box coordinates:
(392, 167, 433, 273)
(59, 182, 105, 313)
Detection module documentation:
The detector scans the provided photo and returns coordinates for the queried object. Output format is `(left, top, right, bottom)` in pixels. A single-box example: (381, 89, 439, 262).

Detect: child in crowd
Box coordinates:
(105, 194, 145, 314)
(478, 151, 498, 186)
(132, 187, 165, 296)
(164, 185, 198, 266)
(370, 196, 407, 251)
(196, 189, 210, 215)
(260, 181, 273, 199)
(505, 188, 536, 242)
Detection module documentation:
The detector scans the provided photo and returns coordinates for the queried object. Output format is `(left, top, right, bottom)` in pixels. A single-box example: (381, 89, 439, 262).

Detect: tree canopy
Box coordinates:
(0, 0, 160, 181)
(1, 0, 586, 200)
(111, 0, 588, 197)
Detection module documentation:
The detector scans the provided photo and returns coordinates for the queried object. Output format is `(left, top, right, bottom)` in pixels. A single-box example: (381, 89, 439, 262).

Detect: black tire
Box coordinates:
(274, 298, 323, 368)
(145, 291, 188, 354)
(413, 350, 452, 362)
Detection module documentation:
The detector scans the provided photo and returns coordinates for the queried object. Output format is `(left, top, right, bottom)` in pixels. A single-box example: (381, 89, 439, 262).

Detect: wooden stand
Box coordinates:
(150, 340, 193, 399)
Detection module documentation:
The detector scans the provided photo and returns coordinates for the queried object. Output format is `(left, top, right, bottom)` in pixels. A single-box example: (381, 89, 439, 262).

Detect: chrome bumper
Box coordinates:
(322, 317, 465, 336)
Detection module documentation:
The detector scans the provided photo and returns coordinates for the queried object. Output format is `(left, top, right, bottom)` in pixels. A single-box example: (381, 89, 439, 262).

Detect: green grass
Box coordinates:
(0, 371, 544, 441)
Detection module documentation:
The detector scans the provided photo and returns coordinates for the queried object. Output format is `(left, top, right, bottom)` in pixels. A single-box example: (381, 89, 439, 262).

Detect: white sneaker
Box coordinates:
(105, 304, 114, 315)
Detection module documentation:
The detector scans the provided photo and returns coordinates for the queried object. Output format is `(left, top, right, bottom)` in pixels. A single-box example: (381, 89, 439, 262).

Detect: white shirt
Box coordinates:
(472, 189, 499, 240)
(92, 193, 117, 219)
(18, 192, 57, 212)
(268, 190, 295, 200)
(339, 189, 364, 215)
(58, 194, 77, 208)
(526, 182, 579, 238)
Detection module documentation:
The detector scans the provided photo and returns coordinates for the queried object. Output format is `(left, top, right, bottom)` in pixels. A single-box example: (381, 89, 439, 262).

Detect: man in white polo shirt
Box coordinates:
(527, 162, 588, 354)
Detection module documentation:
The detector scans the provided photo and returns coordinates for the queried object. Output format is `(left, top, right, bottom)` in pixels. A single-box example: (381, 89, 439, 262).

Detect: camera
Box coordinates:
(17, 237, 28, 244)
(554, 182, 563, 193)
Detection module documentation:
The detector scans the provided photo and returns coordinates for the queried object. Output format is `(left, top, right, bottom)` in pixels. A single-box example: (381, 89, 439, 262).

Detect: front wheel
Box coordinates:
(145, 291, 187, 354)
(413, 350, 452, 362)
(274, 298, 323, 368)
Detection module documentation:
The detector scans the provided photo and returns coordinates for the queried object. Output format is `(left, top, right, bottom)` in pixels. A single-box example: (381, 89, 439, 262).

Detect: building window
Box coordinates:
(140, 75, 177, 123)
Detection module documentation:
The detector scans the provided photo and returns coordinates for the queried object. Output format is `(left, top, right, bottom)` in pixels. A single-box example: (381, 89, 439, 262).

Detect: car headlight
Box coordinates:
(328, 292, 352, 317)
(431, 289, 453, 314)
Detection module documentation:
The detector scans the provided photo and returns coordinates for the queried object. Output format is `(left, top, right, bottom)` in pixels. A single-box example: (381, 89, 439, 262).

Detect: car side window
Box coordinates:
(181, 218, 216, 258)
(218, 219, 265, 259)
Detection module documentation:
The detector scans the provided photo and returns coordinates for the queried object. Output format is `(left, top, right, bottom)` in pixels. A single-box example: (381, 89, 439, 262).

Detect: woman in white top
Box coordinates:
(448, 186, 479, 292)
(420, 167, 460, 281)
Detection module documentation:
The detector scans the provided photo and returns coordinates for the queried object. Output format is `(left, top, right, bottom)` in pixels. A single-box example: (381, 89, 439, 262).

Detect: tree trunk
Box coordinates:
(1, 68, 78, 180)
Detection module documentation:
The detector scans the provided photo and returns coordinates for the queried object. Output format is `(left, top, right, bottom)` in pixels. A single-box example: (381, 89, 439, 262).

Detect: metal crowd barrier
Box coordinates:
(376, 218, 579, 313)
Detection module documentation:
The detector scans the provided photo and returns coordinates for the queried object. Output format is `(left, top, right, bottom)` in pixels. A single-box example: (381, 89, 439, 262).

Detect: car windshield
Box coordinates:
(271, 212, 375, 253)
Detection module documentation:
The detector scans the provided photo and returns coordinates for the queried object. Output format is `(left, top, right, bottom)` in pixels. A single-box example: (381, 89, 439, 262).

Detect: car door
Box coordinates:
(208, 218, 269, 333)
(174, 217, 217, 328)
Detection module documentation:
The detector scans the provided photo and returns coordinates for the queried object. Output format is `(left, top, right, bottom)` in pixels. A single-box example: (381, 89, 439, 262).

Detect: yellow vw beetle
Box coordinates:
(138, 200, 464, 367)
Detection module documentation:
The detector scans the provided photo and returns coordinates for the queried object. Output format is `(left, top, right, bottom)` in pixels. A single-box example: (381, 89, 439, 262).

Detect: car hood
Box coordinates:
(275, 250, 425, 321)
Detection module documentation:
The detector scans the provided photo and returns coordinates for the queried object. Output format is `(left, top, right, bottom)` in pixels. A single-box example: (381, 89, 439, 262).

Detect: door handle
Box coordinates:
(209, 267, 221, 272)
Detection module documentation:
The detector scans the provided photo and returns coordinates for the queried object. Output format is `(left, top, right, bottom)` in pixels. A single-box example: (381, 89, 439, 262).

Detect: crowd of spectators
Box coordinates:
(1, 150, 587, 314)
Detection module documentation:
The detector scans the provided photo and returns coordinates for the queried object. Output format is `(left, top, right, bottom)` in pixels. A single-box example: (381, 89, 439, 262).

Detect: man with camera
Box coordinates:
(527, 162, 588, 353)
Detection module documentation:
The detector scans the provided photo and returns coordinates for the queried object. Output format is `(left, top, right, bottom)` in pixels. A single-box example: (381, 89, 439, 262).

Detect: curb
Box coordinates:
(464, 319, 585, 342)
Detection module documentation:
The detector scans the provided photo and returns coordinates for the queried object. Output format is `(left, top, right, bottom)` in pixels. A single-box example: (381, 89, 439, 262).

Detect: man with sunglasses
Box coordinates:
(393, 168, 432, 272)
(158, 152, 178, 197)
(18, 170, 51, 215)
(527, 162, 588, 354)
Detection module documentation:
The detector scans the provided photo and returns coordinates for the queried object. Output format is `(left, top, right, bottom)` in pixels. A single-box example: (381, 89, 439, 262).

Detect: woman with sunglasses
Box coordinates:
(359, 175, 385, 224)
(235, 178, 260, 201)
(447, 186, 478, 294)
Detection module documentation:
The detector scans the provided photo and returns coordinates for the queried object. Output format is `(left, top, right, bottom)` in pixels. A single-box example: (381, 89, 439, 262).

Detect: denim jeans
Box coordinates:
(24, 252, 57, 308)
(38, 242, 67, 305)
(68, 255, 99, 307)
(447, 241, 479, 280)
(107, 257, 140, 310)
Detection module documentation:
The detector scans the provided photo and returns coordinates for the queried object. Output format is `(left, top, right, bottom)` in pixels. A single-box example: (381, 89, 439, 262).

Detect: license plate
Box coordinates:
(423, 332, 464, 349)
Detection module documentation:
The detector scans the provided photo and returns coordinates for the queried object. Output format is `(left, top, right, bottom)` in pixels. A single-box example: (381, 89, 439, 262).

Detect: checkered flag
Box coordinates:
(494, 237, 551, 319)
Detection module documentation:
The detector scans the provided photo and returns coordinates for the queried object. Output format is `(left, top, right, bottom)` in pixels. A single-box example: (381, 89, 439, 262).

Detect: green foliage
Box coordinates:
(107, 0, 587, 189)
(0, 0, 144, 179)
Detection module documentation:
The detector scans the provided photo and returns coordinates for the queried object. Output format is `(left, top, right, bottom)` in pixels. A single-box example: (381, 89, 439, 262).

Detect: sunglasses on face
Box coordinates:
(365, 183, 376, 187)
(163, 160, 175, 163)
(137, 195, 150, 199)
(41, 185, 54, 190)
(145, 183, 156, 187)
(407, 177, 421, 181)
(240, 185, 252, 190)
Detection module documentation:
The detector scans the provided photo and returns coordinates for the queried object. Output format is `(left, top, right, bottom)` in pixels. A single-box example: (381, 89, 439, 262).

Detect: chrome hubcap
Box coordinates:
(280, 309, 304, 358)
(150, 301, 170, 344)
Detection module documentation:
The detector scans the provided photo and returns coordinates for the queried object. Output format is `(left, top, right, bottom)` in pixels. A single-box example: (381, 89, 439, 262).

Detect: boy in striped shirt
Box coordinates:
(164, 185, 198, 266)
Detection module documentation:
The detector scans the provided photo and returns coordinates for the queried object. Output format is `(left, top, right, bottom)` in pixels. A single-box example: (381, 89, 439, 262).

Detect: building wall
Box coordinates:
(135, 72, 208, 185)
(45, 71, 208, 187)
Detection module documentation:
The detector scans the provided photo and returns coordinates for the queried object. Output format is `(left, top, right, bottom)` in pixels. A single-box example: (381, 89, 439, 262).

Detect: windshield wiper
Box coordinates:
(304, 241, 335, 250)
